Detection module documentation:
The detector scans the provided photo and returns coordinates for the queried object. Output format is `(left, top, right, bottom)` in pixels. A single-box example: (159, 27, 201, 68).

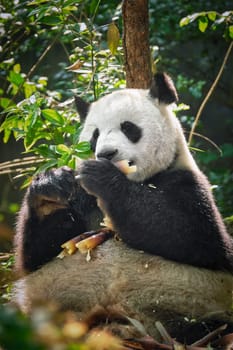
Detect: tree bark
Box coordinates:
(122, 0, 152, 89)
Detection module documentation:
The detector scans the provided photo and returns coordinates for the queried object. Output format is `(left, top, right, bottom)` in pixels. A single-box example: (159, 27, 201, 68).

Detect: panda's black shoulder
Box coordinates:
(145, 168, 219, 214)
(146, 168, 207, 189)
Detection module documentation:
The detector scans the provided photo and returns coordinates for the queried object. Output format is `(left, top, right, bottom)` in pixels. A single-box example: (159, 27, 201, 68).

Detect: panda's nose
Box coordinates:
(97, 149, 118, 161)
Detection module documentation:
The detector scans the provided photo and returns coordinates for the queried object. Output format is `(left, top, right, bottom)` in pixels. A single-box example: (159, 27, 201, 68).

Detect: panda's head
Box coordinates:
(76, 73, 193, 182)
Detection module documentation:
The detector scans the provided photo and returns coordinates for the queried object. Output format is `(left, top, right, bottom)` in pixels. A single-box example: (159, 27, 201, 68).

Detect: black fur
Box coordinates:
(74, 95, 90, 122)
(79, 159, 233, 272)
(90, 128, 99, 152)
(120, 121, 142, 143)
(15, 167, 100, 273)
(150, 72, 178, 104)
(15, 160, 233, 273)
(15, 73, 233, 274)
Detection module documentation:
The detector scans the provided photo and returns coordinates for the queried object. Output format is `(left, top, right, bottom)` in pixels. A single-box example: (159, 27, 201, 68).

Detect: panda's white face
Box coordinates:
(79, 89, 178, 182)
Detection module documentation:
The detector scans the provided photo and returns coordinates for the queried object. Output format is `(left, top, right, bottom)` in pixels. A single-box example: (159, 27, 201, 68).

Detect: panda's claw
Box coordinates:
(78, 159, 124, 197)
(28, 166, 79, 217)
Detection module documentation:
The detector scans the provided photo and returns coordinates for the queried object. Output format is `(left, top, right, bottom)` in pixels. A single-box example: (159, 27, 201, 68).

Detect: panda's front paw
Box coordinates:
(28, 166, 78, 217)
(79, 159, 125, 198)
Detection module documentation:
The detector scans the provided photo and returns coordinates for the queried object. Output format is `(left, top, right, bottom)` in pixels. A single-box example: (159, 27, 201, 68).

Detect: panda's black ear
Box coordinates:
(149, 72, 178, 104)
(74, 95, 90, 123)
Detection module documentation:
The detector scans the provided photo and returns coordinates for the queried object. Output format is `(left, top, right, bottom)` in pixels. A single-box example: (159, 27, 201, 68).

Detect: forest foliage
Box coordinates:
(0, 0, 233, 349)
(0, 0, 233, 216)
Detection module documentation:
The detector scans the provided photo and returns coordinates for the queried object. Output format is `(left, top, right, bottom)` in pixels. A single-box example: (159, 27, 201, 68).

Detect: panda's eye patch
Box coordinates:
(120, 121, 142, 143)
(90, 128, 99, 151)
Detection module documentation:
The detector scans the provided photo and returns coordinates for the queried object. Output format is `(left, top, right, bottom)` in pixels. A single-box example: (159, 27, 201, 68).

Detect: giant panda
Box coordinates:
(13, 73, 233, 342)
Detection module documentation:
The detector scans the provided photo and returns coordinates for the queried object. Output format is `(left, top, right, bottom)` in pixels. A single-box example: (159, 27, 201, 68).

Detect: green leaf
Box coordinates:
(2, 128, 11, 143)
(57, 152, 72, 166)
(13, 63, 21, 73)
(53, 129, 65, 144)
(180, 13, 203, 27)
(62, 5, 78, 14)
(0, 97, 11, 109)
(56, 144, 71, 154)
(28, 0, 50, 5)
(37, 76, 48, 87)
(75, 141, 91, 152)
(37, 159, 58, 172)
(41, 109, 64, 126)
(28, 110, 39, 129)
(24, 132, 36, 150)
(35, 144, 50, 157)
(189, 12, 205, 22)
(24, 82, 37, 98)
(8, 203, 20, 213)
(27, 7, 41, 16)
(71, 125, 82, 144)
(39, 15, 62, 25)
(76, 151, 93, 159)
(36, 144, 65, 159)
(198, 17, 208, 32)
(21, 177, 33, 189)
(207, 11, 216, 22)
(68, 157, 76, 169)
(8, 70, 24, 86)
(179, 16, 190, 27)
(64, 0, 80, 6)
(229, 25, 233, 39)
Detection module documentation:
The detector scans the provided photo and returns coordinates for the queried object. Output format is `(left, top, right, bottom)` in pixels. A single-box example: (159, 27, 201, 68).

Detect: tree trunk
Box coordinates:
(122, 0, 152, 89)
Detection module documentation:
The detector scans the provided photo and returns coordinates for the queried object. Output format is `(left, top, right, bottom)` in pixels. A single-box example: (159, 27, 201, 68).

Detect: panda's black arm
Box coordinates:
(120, 172, 233, 271)
(80, 160, 233, 272)
(14, 167, 98, 274)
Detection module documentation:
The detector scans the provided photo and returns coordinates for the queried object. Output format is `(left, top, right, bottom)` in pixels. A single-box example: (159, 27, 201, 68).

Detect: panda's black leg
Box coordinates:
(14, 166, 97, 274)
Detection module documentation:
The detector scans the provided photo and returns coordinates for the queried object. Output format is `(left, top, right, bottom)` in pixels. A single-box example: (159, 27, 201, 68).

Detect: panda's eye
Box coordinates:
(90, 128, 99, 151)
(120, 121, 142, 143)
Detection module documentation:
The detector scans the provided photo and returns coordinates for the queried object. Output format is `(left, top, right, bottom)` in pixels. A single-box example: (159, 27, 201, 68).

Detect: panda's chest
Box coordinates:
(86, 206, 104, 231)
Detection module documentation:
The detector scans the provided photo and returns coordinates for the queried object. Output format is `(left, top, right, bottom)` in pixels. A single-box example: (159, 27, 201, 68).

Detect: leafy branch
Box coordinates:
(180, 10, 233, 37)
(0, 0, 124, 187)
(188, 40, 233, 145)
(180, 10, 233, 145)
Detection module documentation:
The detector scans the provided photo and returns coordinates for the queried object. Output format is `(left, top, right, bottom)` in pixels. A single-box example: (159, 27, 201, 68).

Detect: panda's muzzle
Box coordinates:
(96, 148, 118, 161)
(95, 148, 136, 174)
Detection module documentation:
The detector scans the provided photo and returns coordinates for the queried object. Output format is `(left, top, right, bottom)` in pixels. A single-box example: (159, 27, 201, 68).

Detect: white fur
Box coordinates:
(79, 89, 199, 182)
